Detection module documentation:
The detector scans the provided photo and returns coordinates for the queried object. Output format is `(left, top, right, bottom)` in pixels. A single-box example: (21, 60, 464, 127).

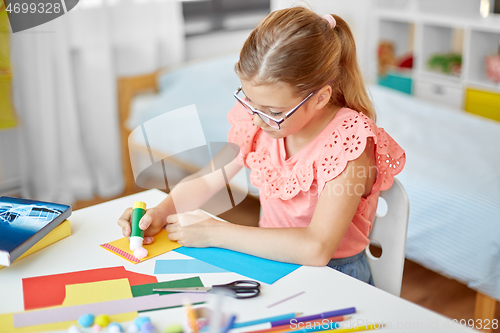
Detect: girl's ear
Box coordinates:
(312, 84, 333, 110)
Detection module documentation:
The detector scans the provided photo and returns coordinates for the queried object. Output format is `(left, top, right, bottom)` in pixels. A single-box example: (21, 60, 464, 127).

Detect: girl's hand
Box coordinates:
(117, 206, 168, 245)
(165, 210, 224, 247)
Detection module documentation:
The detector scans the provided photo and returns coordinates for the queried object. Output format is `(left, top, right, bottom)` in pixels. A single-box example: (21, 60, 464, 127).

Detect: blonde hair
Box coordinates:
(235, 7, 376, 121)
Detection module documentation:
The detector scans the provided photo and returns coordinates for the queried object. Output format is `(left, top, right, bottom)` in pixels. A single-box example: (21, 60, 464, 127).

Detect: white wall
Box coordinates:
(186, 29, 253, 61)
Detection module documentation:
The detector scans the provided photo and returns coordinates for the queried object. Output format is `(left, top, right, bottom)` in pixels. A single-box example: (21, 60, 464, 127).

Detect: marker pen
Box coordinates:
(130, 201, 146, 251)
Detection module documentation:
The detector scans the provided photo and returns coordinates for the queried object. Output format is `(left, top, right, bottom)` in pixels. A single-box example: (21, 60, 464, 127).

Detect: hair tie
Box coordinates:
(322, 14, 336, 29)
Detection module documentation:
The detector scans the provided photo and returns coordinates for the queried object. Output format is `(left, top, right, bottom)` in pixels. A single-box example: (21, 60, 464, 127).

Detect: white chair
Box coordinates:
(365, 177, 410, 297)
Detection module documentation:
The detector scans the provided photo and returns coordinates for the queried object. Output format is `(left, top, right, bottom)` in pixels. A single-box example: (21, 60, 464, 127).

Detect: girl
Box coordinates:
(117, 7, 405, 284)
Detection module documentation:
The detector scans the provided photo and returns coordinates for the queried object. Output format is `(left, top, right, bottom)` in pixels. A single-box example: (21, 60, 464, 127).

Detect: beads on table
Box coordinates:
(95, 314, 110, 327)
(78, 314, 95, 328)
(109, 322, 123, 333)
(141, 322, 156, 333)
(68, 325, 81, 333)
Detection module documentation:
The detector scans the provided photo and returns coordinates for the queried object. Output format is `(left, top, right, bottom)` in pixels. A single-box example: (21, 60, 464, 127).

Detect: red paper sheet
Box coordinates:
(22, 266, 157, 310)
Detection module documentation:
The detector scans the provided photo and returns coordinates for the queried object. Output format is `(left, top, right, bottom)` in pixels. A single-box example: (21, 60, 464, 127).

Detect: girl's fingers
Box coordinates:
(143, 236, 155, 245)
(139, 211, 155, 230)
(117, 208, 132, 237)
(117, 219, 130, 237)
(166, 214, 179, 223)
(119, 224, 130, 237)
(167, 232, 179, 242)
(165, 222, 179, 234)
(118, 207, 132, 221)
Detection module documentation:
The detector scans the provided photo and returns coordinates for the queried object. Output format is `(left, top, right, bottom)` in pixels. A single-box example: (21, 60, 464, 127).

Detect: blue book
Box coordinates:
(0, 196, 71, 266)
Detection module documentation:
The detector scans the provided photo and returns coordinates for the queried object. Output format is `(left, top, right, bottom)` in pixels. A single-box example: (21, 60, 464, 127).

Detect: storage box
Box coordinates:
(414, 79, 464, 109)
(465, 88, 500, 122)
(377, 71, 413, 95)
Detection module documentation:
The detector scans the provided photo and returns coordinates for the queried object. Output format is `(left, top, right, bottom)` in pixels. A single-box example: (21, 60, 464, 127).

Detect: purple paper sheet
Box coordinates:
(14, 293, 208, 328)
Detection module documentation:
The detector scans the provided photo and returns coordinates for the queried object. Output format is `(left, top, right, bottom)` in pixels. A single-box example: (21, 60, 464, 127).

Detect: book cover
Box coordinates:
(0, 196, 72, 266)
(0, 220, 71, 269)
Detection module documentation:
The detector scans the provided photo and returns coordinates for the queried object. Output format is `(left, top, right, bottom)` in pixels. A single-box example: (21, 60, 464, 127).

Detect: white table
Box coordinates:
(0, 189, 477, 333)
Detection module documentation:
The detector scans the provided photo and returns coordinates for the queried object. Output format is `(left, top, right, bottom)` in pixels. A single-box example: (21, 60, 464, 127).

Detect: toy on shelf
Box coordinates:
(377, 41, 396, 75)
(427, 53, 462, 76)
(396, 53, 413, 69)
(486, 45, 500, 83)
(377, 40, 414, 76)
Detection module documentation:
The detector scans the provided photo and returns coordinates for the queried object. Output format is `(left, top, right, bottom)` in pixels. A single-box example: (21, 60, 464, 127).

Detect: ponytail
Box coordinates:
(329, 15, 376, 121)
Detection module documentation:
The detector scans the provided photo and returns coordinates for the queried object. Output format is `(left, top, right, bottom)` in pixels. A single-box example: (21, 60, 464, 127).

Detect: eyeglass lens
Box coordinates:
(237, 94, 280, 129)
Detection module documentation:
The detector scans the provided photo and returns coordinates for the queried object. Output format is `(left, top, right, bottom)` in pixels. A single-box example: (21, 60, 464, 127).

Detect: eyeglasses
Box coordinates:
(233, 86, 314, 129)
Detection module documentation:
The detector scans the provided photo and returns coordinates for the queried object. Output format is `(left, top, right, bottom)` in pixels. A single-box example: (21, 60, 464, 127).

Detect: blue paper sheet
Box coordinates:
(154, 259, 228, 274)
(174, 247, 301, 284)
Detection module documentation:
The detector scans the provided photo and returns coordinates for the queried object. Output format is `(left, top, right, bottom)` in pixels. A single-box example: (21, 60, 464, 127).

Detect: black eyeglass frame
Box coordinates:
(233, 86, 315, 129)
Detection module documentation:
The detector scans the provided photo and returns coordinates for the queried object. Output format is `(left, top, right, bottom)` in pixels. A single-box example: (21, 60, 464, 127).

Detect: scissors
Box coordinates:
(153, 280, 261, 299)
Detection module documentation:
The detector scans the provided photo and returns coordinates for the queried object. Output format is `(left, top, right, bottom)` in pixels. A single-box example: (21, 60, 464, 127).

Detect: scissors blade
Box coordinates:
(152, 287, 212, 293)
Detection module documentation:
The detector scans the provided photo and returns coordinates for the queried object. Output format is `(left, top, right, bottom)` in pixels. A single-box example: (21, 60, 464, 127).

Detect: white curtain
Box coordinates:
(10, 0, 185, 204)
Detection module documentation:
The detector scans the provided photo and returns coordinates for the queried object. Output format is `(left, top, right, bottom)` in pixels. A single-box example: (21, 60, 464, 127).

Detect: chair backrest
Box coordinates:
(365, 178, 409, 297)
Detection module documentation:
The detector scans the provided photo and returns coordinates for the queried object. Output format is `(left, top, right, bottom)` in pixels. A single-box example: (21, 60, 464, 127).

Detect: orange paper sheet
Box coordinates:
(100, 229, 181, 264)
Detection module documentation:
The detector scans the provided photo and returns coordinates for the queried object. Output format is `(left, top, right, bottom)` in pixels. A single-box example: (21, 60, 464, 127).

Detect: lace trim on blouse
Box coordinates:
(228, 105, 406, 200)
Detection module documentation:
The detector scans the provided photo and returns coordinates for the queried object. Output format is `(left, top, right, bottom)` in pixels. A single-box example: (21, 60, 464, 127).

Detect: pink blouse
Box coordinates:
(227, 102, 406, 258)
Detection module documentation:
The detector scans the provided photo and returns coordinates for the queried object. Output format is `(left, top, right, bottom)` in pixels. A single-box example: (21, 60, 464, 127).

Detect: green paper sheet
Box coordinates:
(131, 277, 204, 312)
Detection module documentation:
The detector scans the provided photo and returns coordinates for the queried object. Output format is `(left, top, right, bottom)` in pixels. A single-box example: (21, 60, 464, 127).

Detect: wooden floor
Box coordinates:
(74, 189, 500, 332)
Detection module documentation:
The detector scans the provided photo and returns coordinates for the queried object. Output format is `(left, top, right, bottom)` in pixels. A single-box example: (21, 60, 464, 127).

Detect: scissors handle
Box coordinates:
(213, 280, 261, 288)
(212, 280, 261, 299)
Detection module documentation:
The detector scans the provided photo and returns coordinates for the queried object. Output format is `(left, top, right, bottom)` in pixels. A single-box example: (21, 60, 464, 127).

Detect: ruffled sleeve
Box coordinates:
(316, 111, 406, 195)
(372, 127, 406, 192)
(227, 102, 261, 167)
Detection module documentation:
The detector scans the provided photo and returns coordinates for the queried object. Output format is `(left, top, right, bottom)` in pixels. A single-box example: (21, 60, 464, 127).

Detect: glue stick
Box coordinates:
(130, 201, 146, 251)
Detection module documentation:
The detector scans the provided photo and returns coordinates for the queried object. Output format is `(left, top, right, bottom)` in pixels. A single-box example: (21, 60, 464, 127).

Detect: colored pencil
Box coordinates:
(294, 322, 342, 333)
(271, 308, 356, 327)
(274, 323, 384, 333)
(232, 313, 303, 329)
(183, 298, 199, 333)
(221, 315, 238, 333)
(315, 323, 385, 333)
(243, 315, 351, 333)
(267, 291, 305, 308)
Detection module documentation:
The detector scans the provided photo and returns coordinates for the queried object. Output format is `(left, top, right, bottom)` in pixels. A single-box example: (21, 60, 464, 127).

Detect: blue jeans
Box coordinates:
(327, 251, 374, 285)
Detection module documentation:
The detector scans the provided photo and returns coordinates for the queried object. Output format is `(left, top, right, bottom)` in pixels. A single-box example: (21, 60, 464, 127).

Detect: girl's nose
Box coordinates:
(253, 113, 268, 128)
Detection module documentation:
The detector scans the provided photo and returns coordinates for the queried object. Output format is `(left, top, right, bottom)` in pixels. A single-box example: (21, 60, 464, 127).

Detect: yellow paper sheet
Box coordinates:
(62, 278, 133, 305)
(0, 278, 137, 332)
(100, 228, 181, 264)
(0, 220, 71, 270)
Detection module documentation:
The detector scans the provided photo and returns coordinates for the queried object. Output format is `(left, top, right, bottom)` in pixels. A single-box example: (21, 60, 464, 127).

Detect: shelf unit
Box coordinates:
(370, 0, 500, 119)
